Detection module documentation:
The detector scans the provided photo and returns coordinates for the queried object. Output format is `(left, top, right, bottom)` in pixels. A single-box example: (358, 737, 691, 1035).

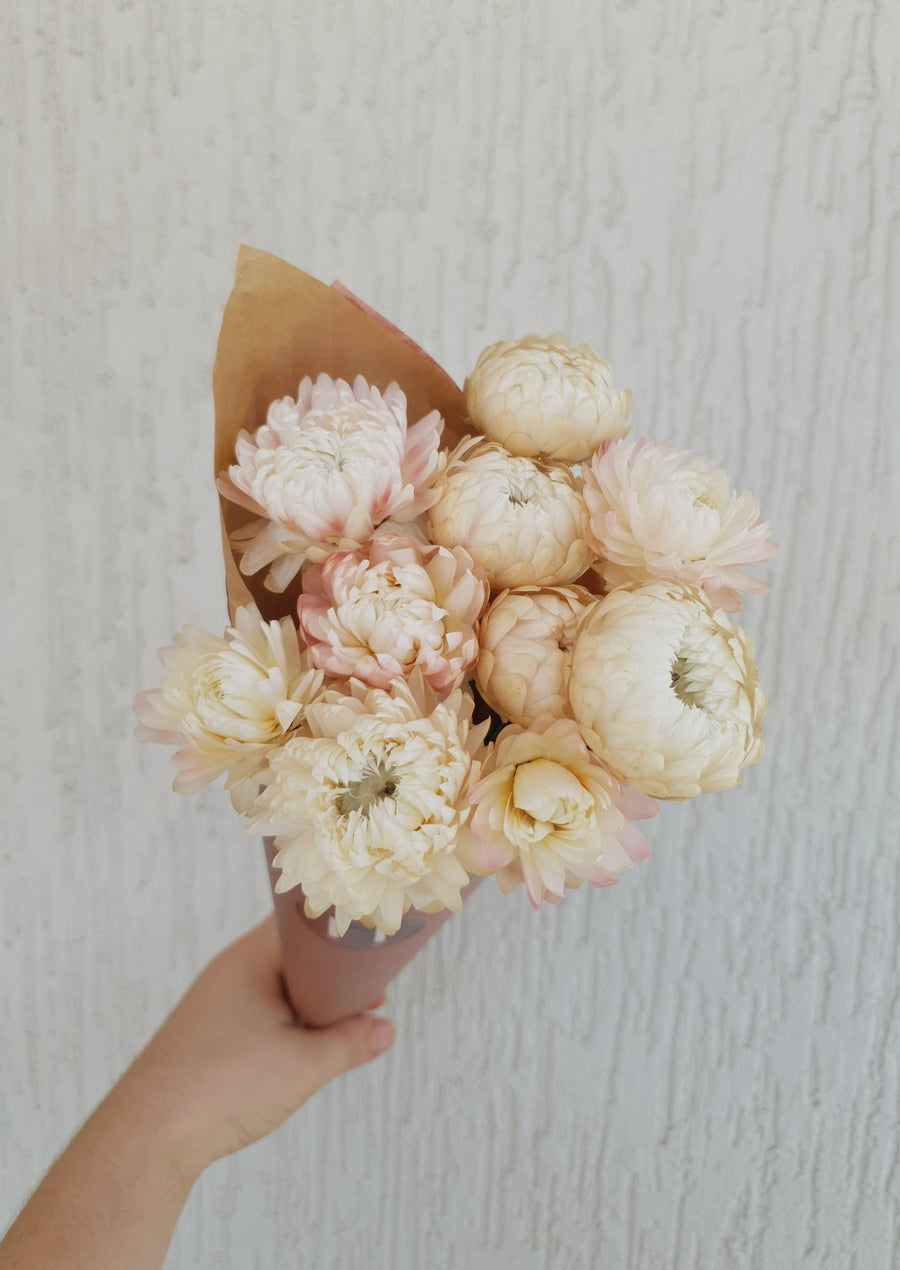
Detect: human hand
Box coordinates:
(125, 914, 394, 1181)
(0, 917, 393, 1270)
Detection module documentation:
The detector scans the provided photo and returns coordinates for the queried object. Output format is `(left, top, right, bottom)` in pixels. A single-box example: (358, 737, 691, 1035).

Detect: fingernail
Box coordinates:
(370, 1018, 394, 1055)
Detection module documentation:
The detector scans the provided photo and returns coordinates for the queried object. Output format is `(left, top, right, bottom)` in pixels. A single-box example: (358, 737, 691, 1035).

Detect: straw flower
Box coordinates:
(296, 534, 488, 696)
(133, 606, 323, 809)
(458, 719, 655, 908)
(583, 440, 777, 611)
(428, 438, 594, 590)
(249, 674, 489, 936)
(568, 582, 767, 799)
(217, 374, 445, 591)
(465, 334, 631, 463)
(475, 585, 593, 727)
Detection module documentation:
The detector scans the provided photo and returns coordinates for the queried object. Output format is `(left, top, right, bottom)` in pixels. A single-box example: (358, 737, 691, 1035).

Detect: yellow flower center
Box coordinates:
(336, 759, 399, 816)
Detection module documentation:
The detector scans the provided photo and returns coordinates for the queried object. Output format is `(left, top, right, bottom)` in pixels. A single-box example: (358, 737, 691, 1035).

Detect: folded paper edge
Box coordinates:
(214, 247, 471, 624)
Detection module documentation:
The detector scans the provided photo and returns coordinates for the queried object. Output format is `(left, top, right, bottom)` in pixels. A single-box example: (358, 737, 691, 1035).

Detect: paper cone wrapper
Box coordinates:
(214, 247, 475, 1024)
(264, 841, 482, 1026)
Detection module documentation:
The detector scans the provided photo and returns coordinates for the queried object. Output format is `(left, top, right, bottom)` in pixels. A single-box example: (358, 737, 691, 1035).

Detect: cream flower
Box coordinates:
(249, 674, 489, 935)
(568, 582, 767, 799)
(475, 585, 593, 727)
(217, 374, 445, 592)
(133, 606, 323, 809)
(458, 719, 655, 908)
(583, 439, 777, 611)
(427, 438, 594, 590)
(297, 534, 488, 696)
(464, 334, 631, 463)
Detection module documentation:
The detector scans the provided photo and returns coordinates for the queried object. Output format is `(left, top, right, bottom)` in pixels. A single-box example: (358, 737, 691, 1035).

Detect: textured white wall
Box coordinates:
(2, 1, 898, 1266)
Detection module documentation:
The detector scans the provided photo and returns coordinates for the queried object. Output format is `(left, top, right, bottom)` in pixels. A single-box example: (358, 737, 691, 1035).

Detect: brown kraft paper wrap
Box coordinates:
(213, 247, 476, 1026)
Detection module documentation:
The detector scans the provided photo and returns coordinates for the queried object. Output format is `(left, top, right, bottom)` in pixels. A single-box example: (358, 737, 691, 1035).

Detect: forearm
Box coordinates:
(0, 1067, 198, 1270)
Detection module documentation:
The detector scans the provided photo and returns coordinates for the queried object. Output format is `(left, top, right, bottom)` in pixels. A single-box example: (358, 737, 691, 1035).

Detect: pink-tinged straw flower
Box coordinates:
(248, 674, 489, 936)
(217, 374, 445, 592)
(583, 439, 777, 611)
(297, 534, 488, 696)
(427, 437, 595, 590)
(568, 582, 768, 799)
(133, 606, 323, 810)
(458, 719, 656, 909)
(465, 334, 632, 464)
(475, 585, 593, 727)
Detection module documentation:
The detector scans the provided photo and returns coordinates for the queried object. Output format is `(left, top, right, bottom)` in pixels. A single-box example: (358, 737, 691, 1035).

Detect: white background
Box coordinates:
(2, 2, 898, 1267)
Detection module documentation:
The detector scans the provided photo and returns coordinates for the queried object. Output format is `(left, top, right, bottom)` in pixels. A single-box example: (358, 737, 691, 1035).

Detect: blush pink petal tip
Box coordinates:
(215, 475, 264, 518)
(617, 821, 652, 862)
(588, 873, 620, 889)
(133, 690, 163, 727)
(614, 784, 659, 823)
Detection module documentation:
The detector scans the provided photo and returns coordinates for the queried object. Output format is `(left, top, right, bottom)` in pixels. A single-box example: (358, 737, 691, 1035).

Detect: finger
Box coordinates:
(296, 1015, 395, 1098)
(367, 991, 387, 1010)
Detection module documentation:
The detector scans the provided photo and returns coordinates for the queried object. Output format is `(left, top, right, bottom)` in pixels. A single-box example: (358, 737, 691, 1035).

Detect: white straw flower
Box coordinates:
(583, 439, 777, 611)
(217, 374, 445, 591)
(458, 719, 655, 908)
(249, 674, 489, 936)
(464, 334, 631, 463)
(475, 585, 593, 727)
(568, 582, 767, 799)
(133, 606, 323, 809)
(427, 437, 595, 590)
(296, 534, 488, 696)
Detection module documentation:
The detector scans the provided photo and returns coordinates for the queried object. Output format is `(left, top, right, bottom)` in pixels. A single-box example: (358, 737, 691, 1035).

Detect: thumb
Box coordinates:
(296, 1014, 395, 1099)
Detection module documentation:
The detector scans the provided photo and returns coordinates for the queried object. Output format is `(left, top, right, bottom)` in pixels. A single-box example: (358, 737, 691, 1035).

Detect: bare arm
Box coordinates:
(0, 917, 393, 1270)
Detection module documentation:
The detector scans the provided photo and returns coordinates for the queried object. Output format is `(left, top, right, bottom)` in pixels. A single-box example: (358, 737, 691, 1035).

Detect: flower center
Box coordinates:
(336, 758, 399, 816)
(505, 461, 543, 507)
(669, 655, 704, 708)
(692, 491, 718, 510)
(302, 427, 348, 471)
(193, 660, 239, 717)
(668, 638, 734, 721)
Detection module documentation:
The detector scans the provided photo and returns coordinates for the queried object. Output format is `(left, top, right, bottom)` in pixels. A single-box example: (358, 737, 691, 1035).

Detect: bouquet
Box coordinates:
(135, 248, 776, 1024)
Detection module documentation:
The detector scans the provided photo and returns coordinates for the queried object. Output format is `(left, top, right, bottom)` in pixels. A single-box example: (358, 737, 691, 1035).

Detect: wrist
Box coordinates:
(107, 1057, 211, 1193)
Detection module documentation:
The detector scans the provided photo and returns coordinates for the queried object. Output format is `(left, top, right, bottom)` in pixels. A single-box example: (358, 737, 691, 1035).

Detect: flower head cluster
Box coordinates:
(459, 720, 656, 908)
(475, 585, 592, 727)
(134, 606, 322, 810)
(465, 334, 631, 463)
(428, 438, 594, 590)
(218, 374, 445, 591)
(250, 674, 488, 935)
(583, 439, 777, 611)
(568, 582, 767, 799)
(297, 534, 487, 697)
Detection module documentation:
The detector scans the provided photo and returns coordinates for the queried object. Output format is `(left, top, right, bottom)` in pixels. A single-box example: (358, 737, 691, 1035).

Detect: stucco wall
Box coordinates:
(2, 2, 898, 1266)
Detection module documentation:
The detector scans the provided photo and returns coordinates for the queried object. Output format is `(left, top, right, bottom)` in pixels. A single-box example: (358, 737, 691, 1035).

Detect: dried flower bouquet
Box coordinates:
(136, 248, 775, 1023)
